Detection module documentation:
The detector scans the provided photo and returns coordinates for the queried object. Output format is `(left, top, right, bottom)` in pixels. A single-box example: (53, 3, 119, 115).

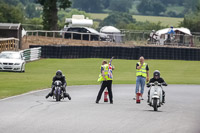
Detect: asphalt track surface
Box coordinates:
(0, 84, 200, 133)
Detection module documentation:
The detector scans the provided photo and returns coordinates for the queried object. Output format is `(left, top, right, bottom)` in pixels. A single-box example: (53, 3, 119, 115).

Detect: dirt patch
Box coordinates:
(22, 36, 138, 49)
(21, 36, 199, 50)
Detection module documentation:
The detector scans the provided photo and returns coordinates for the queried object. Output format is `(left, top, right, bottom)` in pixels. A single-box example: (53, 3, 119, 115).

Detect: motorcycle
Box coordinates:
(53, 80, 64, 101)
(147, 81, 167, 111)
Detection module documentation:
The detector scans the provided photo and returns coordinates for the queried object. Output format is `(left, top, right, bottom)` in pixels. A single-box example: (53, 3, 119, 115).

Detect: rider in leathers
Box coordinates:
(46, 70, 71, 100)
(147, 70, 167, 103)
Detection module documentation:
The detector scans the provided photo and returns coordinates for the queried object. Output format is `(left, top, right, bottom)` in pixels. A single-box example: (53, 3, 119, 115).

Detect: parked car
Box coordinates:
(0, 51, 25, 72)
(64, 27, 109, 41)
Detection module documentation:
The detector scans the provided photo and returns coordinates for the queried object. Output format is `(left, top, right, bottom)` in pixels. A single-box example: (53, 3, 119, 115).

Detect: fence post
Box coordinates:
(53, 32, 55, 38)
(71, 33, 73, 39)
(81, 33, 83, 41)
(62, 32, 64, 39)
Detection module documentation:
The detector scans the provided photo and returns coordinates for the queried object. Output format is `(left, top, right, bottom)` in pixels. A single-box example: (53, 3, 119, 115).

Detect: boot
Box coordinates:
(64, 92, 71, 100)
(45, 92, 53, 99)
(162, 91, 165, 103)
(147, 94, 150, 103)
(67, 94, 71, 100)
(162, 96, 165, 103)
(46, 87, 54, 99)
(45, 94, 50, 99)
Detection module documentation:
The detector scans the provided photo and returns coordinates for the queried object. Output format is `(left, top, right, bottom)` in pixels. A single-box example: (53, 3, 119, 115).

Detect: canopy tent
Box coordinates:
(100, 26, 121, 33)
(156, 27, 192, 36)
(100, 26, 122, 43)
(152, 27, 193, 46)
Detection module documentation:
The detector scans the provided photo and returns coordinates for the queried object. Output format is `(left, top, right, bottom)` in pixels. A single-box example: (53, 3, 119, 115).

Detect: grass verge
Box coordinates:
(0, 58, 199, 99)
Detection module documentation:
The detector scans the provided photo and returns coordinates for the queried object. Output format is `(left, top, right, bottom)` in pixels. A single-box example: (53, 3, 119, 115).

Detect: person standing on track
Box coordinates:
(96, 60, 115, 104)
(134, 56, 149, 100)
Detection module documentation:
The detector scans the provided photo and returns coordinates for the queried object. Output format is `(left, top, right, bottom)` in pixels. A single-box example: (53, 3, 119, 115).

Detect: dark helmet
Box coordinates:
(153, 70, 160, 78)
(56, 70, 63, 78)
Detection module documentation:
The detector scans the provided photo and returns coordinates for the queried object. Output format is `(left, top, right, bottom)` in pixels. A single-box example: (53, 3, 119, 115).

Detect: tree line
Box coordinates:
(0, 0, 200, 32)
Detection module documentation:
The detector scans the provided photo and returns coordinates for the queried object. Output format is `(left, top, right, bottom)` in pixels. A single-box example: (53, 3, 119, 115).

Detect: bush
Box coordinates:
(99, 12, 136, 27)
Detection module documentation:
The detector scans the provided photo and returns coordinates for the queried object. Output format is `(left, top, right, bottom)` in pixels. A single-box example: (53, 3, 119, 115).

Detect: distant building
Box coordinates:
(0, 23, 22, 49)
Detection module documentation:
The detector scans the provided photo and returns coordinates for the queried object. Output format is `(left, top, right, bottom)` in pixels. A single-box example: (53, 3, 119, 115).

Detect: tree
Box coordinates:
(99, 12, 136, 28)
(183, 0, 200, 13)
(25, 3, 41, 18)
(125, 21, 165, 30)
(2, 0, 20, 6)
(24, 17, 43, 30)
(101, 0, 110, 9)
(180, 2, 200, 32)
(180, 13, 200, 32)
(160, 0, 183, 6)
(72, 0, 103, 13)
(0, 1, 24, 23)
(37, 0, 71, 30)
(137, 0, 166, 16)
(108, 0, 132, 12)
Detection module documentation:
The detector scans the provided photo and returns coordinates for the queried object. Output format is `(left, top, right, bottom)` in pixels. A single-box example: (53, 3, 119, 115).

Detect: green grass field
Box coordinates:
(89, 13, 183, 27)
(0, 58, 199, 99)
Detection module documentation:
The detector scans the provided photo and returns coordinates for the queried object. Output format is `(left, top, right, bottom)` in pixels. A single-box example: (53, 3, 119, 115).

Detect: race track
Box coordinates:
(0, 84, 200, 133)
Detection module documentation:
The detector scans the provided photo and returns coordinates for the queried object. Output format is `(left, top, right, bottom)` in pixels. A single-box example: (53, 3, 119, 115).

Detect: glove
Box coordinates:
(146, 83, 150, 88)
(162, 83, 168, 86)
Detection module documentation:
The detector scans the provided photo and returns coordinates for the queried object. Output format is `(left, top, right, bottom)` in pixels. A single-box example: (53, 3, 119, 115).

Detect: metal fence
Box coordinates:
(25, 30, 200, 47)
(122, 30, 200, 47)
(26, 30, 125, 43)
(0, 38, 19, 52)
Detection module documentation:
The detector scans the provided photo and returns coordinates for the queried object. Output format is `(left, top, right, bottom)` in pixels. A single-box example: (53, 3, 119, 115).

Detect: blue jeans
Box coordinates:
(135, 76, 146, 94)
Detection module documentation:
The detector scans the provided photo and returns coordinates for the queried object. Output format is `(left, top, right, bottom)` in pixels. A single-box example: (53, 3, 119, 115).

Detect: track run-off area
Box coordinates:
(0, 84, 200, 133)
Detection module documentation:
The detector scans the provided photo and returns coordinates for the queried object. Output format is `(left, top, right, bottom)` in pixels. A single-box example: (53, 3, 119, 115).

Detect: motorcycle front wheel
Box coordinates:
(153, 99, 158, 111)
(56, 91, 61, 101)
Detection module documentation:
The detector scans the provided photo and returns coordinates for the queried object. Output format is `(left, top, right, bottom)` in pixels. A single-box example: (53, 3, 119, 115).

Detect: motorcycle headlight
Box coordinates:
(14, 63, 20, 65)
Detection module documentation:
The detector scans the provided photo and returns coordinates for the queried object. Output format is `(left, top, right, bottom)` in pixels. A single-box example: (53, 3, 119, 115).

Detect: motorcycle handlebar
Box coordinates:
(146, 82, 167, 87)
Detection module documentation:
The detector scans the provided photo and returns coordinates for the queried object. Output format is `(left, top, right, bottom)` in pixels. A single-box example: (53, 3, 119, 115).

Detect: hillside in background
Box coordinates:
(89, 13, 183, 27)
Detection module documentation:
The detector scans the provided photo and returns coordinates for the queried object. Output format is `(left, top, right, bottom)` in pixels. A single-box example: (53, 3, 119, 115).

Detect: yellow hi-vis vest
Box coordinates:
(136, 62, 147, 77)
(97, 64, 112, 82)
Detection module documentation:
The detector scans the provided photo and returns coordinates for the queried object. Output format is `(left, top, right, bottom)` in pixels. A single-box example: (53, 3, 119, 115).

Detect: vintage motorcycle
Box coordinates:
(147, 81, 167, 111)
(53, 80, 64, 101)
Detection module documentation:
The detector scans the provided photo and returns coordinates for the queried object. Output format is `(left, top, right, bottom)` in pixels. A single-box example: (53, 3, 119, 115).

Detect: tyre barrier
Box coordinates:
(29, 45, 200, 61)
(21, 47, 41, 61)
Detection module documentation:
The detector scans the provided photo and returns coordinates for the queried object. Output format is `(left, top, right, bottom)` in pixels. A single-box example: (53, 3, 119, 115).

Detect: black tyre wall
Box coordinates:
(30, 45, 200, 60)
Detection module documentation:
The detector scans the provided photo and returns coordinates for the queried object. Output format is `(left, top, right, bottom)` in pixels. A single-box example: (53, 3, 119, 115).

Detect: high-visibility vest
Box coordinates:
(136, 62, 147, 77)
(98, 64, 112, 82)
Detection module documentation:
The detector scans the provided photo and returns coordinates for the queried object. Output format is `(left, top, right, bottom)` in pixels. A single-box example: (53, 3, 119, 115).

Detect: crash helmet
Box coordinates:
(153, 70, 160, 79)
(170, 26, 173, 29)
(56, 70, 63, 78)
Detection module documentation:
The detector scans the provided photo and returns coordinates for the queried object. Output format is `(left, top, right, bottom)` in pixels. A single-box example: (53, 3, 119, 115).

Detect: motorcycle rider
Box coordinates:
(46, 70, 71, 100)
(147, 70, 167, 103)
